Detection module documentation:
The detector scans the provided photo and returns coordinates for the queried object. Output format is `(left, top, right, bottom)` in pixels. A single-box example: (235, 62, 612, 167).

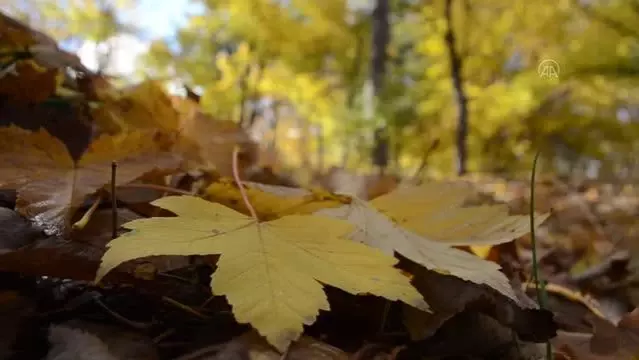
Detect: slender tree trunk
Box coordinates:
(371, 0, 390, 95)
(340, 22, 366, 167)
(370, 0, 391, 175)
(444, 0, 469, 175)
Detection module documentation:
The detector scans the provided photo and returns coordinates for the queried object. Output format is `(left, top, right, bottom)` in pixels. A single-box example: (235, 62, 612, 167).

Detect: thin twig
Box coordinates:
(111, 161, 118, 239)
(162, 296, 210, 320)
(529, 151, 552, 359)
(153, 328, 175, 344)
(171, 343, 226, 360)
(93, 296, 153, 330)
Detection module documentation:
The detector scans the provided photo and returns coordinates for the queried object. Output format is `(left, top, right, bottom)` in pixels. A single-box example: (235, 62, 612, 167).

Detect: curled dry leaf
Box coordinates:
(0, 60, 62, 103)
(316, 182, 549, 302)
(370, 182, 550, 247)
(178, 109, 258, 177)
(96, 195, 428, 351)
(316, 197, 519, 302)
(0, 13, 89, 77)
(0, 125, 182, 234)
(91, 81, 257, 176)
(589, 308, 639, 357)
(402, 264, 557, 347)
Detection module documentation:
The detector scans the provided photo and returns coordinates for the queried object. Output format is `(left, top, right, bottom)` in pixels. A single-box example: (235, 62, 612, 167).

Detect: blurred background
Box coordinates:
(3, 0, 639, 184)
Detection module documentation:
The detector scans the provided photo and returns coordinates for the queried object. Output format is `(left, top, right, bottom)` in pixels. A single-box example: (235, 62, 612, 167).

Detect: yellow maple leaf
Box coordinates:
(91, 80, 180, 134)
(371, 182, 550, 246)
(0, 125, 182, 234)
(316, 183, 552, 301)
(96, 195, 428, 351)
(205, 179, 348, 219)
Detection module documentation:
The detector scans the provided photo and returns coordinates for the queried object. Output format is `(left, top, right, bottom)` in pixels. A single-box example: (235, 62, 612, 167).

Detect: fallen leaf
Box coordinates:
(469, 244, 493, 259)
(315, 196, 519, 301)
(370, 182, 550, 247)
(92, 82, 256, 176)
(0, 13, 42, 48)
(0, 208, 187, 284)
(178, 111, 257, 176)
(401, 266, 557, 344)
(96, 195, 428, 351)
(399, 310, 548, 359)
(0, 60, 62, 103)
(0, 207, 43, 254)
(0, 13, 87, 72)
(0, 98, 94, 160)
(525, 282, 608, 333)
(552, 330, 627, 360)
(590, 308, 639, 358)
(0, 125, 182, 234)
(91, 80, 181, 133)
(213, 331, 349, 360)
(0, 289, 35, 357)
(46, 320, 158, 360)
(205, 179, 348, 220)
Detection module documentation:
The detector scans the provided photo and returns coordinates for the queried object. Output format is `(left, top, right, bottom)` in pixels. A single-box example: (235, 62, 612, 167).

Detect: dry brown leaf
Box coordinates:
(46, 320, 158, 360)
(212, 331, 349, 360)
(0, 289, 36, 357)
(401, 265, 557, 345)
(590, 308, 639, 358)
(91, 80, 180, 134)
(552, 331, 617, 360)
(0, 207, 43, 254)
(0, 13, 89, 73)
(178, 111, 258, 176)
(91, 82, 256, 176)
(0, 60, 61, 103)
(0, 125, 182, 234)
(0, 208, 186, 282)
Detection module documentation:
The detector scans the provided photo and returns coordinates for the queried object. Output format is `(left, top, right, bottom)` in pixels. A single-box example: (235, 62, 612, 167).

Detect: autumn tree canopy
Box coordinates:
(8, 0, 639, 180)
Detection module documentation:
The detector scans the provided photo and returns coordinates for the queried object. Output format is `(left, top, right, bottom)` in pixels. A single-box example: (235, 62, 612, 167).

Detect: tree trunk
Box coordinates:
(370, 0, 391, 175)
(371, 0, 390, 95)
(444, 0, 469, 176)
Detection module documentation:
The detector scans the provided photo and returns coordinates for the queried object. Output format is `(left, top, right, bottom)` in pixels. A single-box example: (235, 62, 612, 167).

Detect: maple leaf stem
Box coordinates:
(71, 195, 102, 231)
(232, 146, 259, 222)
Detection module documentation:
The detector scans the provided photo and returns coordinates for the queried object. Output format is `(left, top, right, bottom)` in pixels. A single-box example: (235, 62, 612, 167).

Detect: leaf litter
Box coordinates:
(96, 195, 428, 351)
(3, 11, 639, 360)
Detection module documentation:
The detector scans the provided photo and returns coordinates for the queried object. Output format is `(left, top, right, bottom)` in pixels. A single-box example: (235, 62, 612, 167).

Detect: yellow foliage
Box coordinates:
(91, 80, 180, 134)
(96, 195, 428, 351)
(317, 182, 550, 301)
(205, 178, 349, 219)
(371, 182, 550, 246)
